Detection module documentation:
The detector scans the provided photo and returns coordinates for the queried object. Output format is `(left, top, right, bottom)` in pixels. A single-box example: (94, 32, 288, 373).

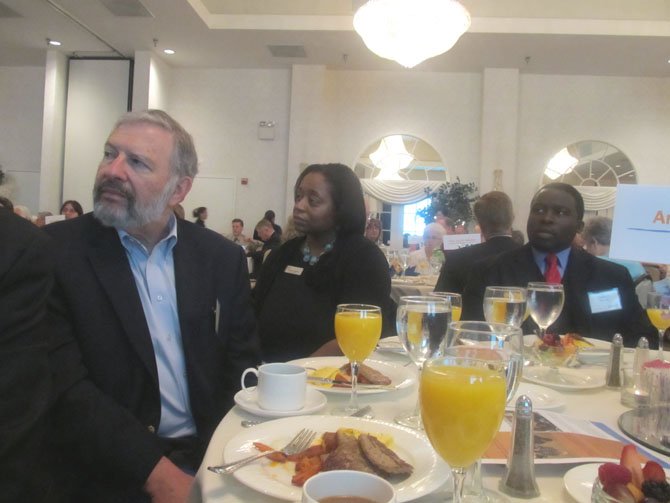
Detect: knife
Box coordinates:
(307, 376, 397, 390)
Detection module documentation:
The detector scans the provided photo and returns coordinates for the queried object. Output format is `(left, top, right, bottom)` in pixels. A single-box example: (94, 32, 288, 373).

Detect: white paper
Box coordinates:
(443, 233, 482, 250)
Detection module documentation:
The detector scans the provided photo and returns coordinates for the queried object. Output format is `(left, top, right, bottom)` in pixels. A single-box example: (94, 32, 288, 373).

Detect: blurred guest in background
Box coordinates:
(227, 218, 250, 244)
(60, 200, 83, 219)
(192, 206, 207, 227)
(253, 209, 282, 240)
(407, 223, 446, 275)
(35, 211, 53, 227)
(582, 216, 646, 281)
(250, 218, 281, 277)
(511, 229, 525, 245)
(364, 217, 383, 244)
(435, 191, 519, 294)
(254, 163, 394, 362)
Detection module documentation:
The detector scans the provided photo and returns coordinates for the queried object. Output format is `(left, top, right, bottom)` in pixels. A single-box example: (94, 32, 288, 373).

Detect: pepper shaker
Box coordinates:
(606, 333, 623, 389)
(499, 395, 540, 498)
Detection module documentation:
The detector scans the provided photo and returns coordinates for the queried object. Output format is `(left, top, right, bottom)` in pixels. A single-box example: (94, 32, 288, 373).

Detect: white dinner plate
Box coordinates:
(563, 463, 601, 503)
(523, 367, 606, 391)
(287, 357, 415, 395)
(234, 387, 327, 418)
(508, 382, 566, 410)
(222, 415, 449, 502)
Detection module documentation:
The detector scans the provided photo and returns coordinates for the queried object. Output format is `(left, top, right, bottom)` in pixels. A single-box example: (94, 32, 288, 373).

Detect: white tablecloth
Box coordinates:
(191, 350, 667, 503)
(390, 278, 437, 304)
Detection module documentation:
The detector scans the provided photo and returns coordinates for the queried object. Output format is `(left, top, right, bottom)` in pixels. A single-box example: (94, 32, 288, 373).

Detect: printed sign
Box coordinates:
(443, 233, 482, 250)
(610, 185, 670, 264)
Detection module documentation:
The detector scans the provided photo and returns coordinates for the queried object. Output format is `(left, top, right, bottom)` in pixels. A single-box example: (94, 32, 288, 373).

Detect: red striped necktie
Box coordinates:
(544, 253, 562, 284)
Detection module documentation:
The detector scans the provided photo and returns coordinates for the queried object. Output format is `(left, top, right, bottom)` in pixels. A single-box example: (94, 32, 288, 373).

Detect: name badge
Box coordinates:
(588, 288, 622, 314)
(284, 265, 304, 276)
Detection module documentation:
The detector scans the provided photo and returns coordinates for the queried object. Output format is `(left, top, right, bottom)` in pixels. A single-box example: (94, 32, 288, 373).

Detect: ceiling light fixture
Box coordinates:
(371, 135, 414, 180)
(545, 148, 579, 180)
(353, 0, 471, 68)
(46, 38, 62, 46)
(163, 49, 175, 55)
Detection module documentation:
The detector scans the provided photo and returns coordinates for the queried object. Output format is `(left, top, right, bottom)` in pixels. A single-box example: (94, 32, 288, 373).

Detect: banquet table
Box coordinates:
(191, 347, 669, 503)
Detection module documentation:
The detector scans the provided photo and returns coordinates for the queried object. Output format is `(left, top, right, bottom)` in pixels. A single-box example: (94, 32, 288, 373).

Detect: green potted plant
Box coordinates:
(417, 178, 478, 228)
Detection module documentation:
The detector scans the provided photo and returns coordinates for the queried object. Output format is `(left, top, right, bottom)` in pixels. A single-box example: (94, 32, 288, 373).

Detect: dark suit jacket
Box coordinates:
(0, 211, 55, 503)
(44, 214, 260, 501)
(462, 244, 655, 347)
(434, 235, 520, 294)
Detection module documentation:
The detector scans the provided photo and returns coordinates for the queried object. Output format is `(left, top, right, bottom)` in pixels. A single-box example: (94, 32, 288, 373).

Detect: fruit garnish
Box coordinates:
(604, 483, 636, 503)
(642, 480, 670, 502)
(620, 445, 645, 489)
(598, 462, 632, 488)
(643, 461, 667, 483)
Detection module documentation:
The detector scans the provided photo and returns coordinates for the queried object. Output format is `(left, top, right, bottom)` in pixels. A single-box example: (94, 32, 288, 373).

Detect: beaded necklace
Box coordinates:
(301, 240, 334, 265)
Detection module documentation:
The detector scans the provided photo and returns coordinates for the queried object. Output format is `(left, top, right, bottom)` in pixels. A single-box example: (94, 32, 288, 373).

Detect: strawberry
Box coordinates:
(599, 462, 632, 488)
(643, 461, 667, 483)
(620, 445, 645, 488)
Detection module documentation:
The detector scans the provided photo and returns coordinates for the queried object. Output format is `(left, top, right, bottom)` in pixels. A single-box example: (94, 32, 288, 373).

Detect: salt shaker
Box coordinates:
(621, 337, 650, 407)
(499, 395, 540, 498)
(606, 333, 623, 389)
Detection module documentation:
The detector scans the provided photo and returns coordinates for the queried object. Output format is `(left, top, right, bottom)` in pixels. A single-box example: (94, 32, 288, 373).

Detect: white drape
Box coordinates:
(575, 186, 617, 212)
(360, 179, 443, 204)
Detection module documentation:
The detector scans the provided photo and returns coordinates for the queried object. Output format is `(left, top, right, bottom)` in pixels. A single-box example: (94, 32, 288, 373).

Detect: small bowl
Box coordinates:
(591, 477, 627, 502)
(302, 470, 397, 503)
(530, 344, 579, 367)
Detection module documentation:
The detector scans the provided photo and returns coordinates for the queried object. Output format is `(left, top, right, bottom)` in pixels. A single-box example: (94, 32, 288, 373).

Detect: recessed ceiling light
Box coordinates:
(47, 38, 61, 46)
(163, 49, 175, 55)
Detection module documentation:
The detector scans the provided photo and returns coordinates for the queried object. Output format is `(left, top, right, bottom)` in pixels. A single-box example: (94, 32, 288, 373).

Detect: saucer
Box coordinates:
(234, 387, 327, 418)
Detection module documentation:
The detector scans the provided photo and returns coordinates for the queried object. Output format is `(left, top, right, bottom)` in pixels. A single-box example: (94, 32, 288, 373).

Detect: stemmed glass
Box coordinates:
(483, 286, 527, 328)
(431, 292, 463, 322)
(646, 292, 670, 360)
(526, 282, 565, 342)
(398, 249, 410, 278)
(332, 304, 382, 417)
(444, 321, 524, 503)
(421, 352, 508, 503)
(395, 295, 451, 429)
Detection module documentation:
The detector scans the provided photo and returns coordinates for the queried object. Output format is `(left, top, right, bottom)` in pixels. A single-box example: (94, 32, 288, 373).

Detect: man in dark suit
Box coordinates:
(250, 218, 281, 277)
(45, 110, 260, 502)
(0, 209, 55, 503)
(435, 191, 520, 294)
(463, 183, 654, 346)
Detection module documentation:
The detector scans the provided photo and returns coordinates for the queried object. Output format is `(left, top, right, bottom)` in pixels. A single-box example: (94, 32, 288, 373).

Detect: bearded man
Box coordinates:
(44, 110, 260, 502)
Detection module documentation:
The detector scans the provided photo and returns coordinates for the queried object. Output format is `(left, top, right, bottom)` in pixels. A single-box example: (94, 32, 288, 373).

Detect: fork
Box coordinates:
(207, 428, 316, 475)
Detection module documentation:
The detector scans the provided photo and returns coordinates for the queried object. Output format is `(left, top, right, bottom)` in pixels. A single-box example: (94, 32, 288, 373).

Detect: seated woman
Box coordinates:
(60, 200, 83, 219)
(407, 223, 446, 275)
(254, 163, 394, 362)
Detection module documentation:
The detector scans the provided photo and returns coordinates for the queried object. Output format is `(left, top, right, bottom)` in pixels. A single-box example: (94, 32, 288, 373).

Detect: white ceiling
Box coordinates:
(1, 0, 670, 76)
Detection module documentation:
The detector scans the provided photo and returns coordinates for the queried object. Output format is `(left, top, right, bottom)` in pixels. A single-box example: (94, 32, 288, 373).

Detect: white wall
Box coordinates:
(167, 68, 291, 233)
(515, 74, 670, 229)
(0, 66, 45, 212)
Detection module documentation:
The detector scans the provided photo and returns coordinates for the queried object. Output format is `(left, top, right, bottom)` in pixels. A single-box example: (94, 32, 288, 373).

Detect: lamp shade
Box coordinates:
(353, 0, 471, 68)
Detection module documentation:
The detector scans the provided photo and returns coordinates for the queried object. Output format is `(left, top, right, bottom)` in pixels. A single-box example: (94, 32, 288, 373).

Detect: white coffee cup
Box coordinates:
(241, 363, 307, 411)
(302, 470, 397, 503)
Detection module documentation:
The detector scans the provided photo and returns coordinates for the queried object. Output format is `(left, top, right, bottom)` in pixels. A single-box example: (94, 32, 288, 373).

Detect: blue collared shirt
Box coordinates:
(118, 215, 196, 438)
(531, 246, 572, 280)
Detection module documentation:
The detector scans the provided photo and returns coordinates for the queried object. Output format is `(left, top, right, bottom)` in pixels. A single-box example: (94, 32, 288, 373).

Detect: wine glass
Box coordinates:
(398, 249, 410, 278)
(483, 286, 527, 328)
(431, 292, 463, 322)
(421, 353, 508, 503)
(332, 304, 382, 417)
(647, 291, 670, 360)
(395, 295, 451, 429)
(526, 282, 565, 343)
(443, 321, 524, 503)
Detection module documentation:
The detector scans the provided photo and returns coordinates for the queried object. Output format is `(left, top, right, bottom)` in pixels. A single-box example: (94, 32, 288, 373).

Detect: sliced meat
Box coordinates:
(339, 363, 392, 385)
(359, 433, 413, 477)
(322, 430, 375, 474)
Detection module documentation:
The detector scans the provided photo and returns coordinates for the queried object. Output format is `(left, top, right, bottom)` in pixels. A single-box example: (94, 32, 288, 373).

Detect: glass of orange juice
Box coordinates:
(333, 304, 382, 417)
(421, 353, 507, 503)
(430, 292, 462, 322)
(647, 292, 670, 361)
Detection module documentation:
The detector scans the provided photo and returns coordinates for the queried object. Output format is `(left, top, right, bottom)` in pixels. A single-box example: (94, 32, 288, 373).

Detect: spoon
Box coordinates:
(240, 404, 372, 428)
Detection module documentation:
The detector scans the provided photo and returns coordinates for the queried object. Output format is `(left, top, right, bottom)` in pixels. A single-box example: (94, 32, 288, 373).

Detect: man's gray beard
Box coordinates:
(93, 176, 178, 230)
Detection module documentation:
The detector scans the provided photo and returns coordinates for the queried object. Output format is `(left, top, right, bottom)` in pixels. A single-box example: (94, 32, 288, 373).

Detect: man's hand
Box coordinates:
(144, 456, 194, 503)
